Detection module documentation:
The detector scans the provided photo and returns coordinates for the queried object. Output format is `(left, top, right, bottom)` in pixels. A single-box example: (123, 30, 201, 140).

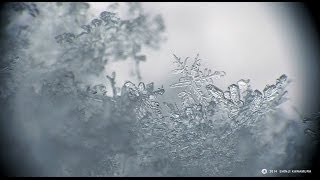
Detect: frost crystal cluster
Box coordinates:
(54, 2, 165, 79)
(0, 2, 317, 177)
(105, 55, 289, 176)
(69, 54, 291, 176)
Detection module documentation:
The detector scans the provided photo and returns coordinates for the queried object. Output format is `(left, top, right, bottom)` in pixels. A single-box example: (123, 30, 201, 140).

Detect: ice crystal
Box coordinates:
(75, 54, 291, 176)
(112, 54, 289, 175)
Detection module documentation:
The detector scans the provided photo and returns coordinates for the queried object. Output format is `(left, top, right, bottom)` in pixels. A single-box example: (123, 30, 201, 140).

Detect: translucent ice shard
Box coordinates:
(250, 90, 263, 112)
(263, 84, 278, 101)
(169, 81, 192, 88)
(237, 79, 250, 102)
(228, 84, 242, 105)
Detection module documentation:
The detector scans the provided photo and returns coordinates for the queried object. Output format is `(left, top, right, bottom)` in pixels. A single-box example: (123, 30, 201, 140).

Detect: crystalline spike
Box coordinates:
(179, 76, 192, 82)
(237, 79, 250, 102)
(276, 74, 287, 89)
(279, 74, 287, 81)
(250, 90, 263, 112)
(228, 84, 240, 104)
(170, 81, 191, 88)
(263, 84, 278, 101)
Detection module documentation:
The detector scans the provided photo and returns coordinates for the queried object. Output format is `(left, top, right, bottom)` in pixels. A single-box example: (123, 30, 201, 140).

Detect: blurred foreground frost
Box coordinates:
(0, 2, 318, 176)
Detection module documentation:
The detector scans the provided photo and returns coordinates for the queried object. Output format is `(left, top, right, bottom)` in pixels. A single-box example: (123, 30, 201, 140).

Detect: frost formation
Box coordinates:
(0, 2, 317, 177)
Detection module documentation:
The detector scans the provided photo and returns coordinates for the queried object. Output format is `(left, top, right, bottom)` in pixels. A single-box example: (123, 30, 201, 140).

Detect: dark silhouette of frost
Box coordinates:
(54, 2, 165, 80)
